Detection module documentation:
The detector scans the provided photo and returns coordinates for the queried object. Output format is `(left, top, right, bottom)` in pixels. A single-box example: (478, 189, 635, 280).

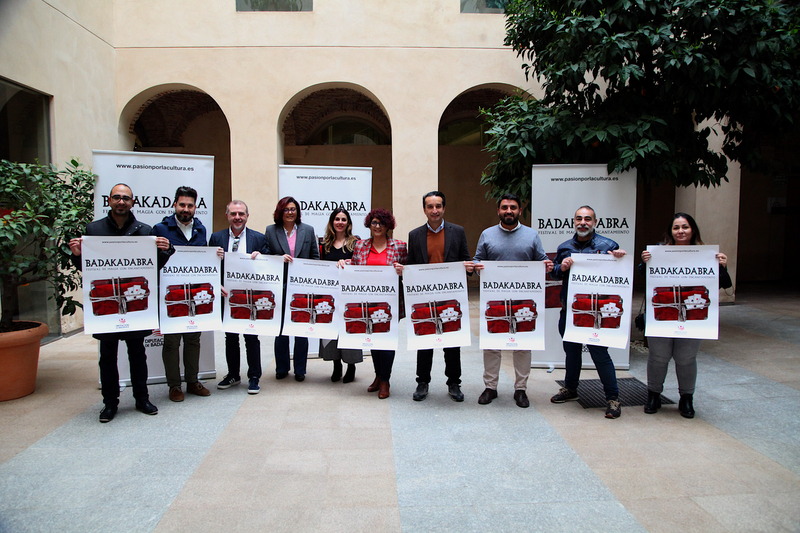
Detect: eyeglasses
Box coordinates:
(111, 195, 132, 202)
(283, 207, 297, 214)
(370, 221, 385, 227)
(232, 236, 240, 253)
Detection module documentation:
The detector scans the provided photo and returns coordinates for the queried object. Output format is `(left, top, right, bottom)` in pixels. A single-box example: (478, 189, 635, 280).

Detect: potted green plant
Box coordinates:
(0, 159, 95, 401)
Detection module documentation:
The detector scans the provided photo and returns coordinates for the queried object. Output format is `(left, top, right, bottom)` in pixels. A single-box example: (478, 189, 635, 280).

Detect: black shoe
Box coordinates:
(248, 378, 260, 395)
(99, 405, 117, 423)
(342, 364, 356, 383)
(295, 374, 305, 382)
(605, 398, 621, 419)
(478, 388, 497, 405)
(412, 382, 429, 401)
(679, 394, 695, 418)
(448, 384, 464, 402)
(331, 361, 343, 382)
(276, 372, 289, 380)
(644, 390, 661, 414)
(135, 399, 158, 415)
(217, 374, 241, 389)
(513, 390, 530, 408)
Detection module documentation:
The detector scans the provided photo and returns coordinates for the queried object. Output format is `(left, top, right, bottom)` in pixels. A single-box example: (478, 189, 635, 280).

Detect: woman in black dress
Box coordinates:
(319, 208, 362, 383)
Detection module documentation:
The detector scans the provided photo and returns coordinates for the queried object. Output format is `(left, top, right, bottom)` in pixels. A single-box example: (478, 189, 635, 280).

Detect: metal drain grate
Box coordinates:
(555, 377, 675, 409)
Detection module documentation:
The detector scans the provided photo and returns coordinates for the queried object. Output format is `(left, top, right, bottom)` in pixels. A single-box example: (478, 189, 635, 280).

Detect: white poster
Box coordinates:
(278, 165, 371, 238)
(92, 150, 215, 229)
(564, 254, 634, 350)
(337, 265, 400, 351)
(222, 253, 285, 337)
(159, 248, 223, 334)
(478, 262, 546, 351)
(645, 245, 720, 340)
(531, 163, 637, 369)
(282, 259, 341, 340)
(80, 236, 159, 335)
(403, 263, 471, 351)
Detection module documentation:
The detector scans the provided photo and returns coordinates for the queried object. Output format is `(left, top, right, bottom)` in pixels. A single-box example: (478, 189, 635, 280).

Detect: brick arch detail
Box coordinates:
(129, 90, 222, 147)
(283, 88, 391, 146)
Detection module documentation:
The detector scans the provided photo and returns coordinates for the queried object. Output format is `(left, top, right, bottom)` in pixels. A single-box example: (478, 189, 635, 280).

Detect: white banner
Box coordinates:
(403, 263, 471, 351)
(337, 265, 400, 351)
(278, 165, 371, 238)
(158, 248, 223, 334)
(478, 262, 546, 351)
(80, 236, 159, 335)
(91, 150, 215, 229)
(564, 254, 634, 350)
(531, 163, 637, 369)
(222, 253, 285, 337)
(645, 245, 720, 340)
(282, 259, 341, 340)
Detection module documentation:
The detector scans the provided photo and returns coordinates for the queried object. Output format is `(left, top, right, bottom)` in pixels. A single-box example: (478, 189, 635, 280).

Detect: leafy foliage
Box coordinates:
(481, 0, 800, 200)
(0, 159, 96, 332)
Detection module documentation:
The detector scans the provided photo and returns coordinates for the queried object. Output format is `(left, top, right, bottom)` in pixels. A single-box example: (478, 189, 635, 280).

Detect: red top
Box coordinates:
(366, 246, 389, 266)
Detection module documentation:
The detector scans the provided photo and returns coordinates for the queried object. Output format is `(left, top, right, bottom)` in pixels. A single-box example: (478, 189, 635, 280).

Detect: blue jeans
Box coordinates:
(225, 332, 262, 380)
(274, 335, 308, 376)
(559, 310, 619, 400)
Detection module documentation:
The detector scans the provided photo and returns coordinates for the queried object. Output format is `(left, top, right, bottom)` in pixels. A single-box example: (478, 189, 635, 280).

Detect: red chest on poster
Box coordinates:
(165, 283, 215, 317)
(485, 299, 537, 333)
(652, 286, 709, 321)
(572, 293, 623, 329)
(410, 300, 462, 336)
(290, 294, 335, 324)
(343, 302, 392, 334)
(229, 289, 275, 321)
(90, 277, 150, 316)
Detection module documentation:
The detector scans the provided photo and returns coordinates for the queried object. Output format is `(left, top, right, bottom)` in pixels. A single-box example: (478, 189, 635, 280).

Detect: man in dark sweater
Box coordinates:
(69, 183, 174, 423)
(151, 186, 210, 402)
(404, 191, 470, 402)
(549, 205, 626, 419)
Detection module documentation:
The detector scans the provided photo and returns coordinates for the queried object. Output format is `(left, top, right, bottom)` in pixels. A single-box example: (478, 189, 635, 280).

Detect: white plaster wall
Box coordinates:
(0, 0, 118, 332)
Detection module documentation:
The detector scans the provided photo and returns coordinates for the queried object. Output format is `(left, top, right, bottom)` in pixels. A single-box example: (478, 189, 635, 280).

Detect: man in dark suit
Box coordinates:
(209, 200, 270, 394)
(405, 191, 470, 402)
(263, 196, 320, 381)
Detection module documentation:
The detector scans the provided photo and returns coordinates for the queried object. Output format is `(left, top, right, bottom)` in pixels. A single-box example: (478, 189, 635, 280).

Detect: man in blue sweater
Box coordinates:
(549, 205, 626, 419)
(470, 193, 554, 408)
(151, 186, 210, 402)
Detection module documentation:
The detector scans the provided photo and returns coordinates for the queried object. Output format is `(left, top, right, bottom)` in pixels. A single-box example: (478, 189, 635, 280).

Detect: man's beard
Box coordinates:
(177, 211, 193, 223)
(576, 227, 594, 238)
(502, 213, 518, 226)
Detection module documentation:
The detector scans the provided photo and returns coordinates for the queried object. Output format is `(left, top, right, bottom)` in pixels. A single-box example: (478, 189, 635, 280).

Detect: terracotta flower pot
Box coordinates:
(0, 321, 49, 401)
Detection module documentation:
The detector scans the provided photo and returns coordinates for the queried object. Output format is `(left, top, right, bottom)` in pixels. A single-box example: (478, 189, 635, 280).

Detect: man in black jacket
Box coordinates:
(209, 200, 270, 394)
(403, 191, 470, 402)
(69, 183, 174, 423)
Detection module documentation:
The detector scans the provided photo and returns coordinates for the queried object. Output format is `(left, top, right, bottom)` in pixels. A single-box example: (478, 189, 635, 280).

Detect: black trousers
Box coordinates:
(225, 332, 262, 380)
(98, 335, 149, 407)
(416, 347, 462, 385)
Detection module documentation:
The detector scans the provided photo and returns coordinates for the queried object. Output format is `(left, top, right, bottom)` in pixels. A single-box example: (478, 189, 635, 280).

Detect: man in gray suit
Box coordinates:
(263, 196, 320, 381)
(210, 200, 270, 394)
(403, 191, 470, 402)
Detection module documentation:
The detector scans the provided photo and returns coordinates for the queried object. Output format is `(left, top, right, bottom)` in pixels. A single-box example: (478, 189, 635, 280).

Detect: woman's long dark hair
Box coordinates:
(322, 208, 357, 253)
(662, 212, 704, 245)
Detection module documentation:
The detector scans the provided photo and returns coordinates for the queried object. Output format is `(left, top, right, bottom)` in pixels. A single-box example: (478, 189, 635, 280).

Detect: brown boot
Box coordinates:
(378, 381, 390, 399)
(367, 375, 381, 393)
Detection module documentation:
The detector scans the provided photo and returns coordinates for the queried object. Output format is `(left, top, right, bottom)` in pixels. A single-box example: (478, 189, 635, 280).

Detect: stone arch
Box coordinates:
(118, 84, 232, 231)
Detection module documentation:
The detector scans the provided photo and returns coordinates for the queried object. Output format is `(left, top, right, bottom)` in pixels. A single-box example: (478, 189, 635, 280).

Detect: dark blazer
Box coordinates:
(407, 221, 470, 265)
(208, 227, 270, 256)
(264, 222, 320, 260)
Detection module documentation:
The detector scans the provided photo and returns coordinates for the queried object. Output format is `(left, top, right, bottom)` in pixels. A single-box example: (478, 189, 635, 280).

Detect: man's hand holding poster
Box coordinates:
(478, 261, 546, 351)
(337, 265, 399, 350)
(282, 259, 341, 340)
(564, 254, 634, 349)
(403, 263, 471, 351)
(81, 236, 159, 335)
(222, 253, 284, 336)
(645, 245, 720, 340)
(159, 247, 222, 333)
